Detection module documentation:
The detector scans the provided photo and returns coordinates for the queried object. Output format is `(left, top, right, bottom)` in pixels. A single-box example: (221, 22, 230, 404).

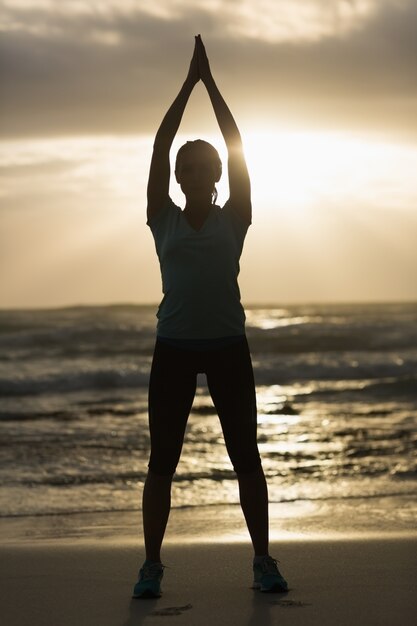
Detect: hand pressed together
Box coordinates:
(195, 34, 213, 85)
(185, 37, 200, 87)
(185, 34, 213, 86)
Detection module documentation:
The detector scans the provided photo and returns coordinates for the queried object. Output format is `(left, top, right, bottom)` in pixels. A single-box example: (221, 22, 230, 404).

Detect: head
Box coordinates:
(175, 140, 222, 204)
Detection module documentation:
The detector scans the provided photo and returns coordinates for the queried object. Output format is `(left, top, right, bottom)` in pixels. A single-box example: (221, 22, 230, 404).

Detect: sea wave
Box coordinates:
(1, 304, 416, 522)
(1, 368, 416, 400)
(304, 375, 417, 400)
(0, 368, 150, 397)
(1, 303, 416, 359)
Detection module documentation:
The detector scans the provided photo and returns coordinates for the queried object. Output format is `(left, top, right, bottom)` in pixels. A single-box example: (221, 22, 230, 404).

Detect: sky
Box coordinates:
(1, 0, 416, 308)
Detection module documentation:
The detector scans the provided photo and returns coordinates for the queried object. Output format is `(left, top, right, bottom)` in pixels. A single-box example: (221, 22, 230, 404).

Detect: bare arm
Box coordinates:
(147, 40, 199, 221)
(196, 35, 251, 224)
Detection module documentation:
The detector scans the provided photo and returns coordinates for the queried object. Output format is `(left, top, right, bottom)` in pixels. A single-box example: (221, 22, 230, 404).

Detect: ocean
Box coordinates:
(0, 303, 416, 534)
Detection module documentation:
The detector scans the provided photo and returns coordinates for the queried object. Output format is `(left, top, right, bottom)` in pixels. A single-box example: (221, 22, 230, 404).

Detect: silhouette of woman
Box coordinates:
(133, 35, 288, 598)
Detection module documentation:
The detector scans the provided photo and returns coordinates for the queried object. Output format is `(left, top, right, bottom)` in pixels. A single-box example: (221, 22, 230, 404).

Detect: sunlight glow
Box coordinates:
(242, 130, 417, 216)
(1, 131, 416, 307)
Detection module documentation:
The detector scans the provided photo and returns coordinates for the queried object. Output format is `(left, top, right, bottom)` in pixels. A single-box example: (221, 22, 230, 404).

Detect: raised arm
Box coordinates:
(147, 39, 200, 222)
(196, 35, 251, 224)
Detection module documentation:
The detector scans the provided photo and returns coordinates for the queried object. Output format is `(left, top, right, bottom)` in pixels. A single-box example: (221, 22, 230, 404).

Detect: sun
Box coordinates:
(242, 129, 361, 215)
(244, 131, 315, 212)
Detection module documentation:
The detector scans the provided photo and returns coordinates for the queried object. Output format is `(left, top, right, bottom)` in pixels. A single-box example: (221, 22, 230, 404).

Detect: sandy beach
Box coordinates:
(1, 515, 416, 626)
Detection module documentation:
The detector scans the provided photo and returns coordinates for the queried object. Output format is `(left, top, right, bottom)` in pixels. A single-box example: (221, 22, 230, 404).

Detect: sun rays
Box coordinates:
(1, 130, 416, 306)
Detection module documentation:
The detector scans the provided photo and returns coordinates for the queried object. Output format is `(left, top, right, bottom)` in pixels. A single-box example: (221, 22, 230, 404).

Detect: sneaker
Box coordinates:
(132, 560, 164, 599)
(252, 556, 288, 593)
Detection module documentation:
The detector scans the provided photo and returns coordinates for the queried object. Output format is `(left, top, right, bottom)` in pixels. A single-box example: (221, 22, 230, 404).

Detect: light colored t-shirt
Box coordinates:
(148, 197, 249, 339)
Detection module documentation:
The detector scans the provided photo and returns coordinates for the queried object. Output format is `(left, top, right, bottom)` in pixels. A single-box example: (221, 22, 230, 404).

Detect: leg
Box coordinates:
(142, 470, 173, 563)
(144, 341, 197, 562)
(206, 339, 270, 556)
(237, 466, 269, 556)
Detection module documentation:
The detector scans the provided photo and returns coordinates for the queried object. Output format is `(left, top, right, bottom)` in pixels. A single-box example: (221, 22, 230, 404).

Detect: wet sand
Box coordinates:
(1, 532, 416, 626)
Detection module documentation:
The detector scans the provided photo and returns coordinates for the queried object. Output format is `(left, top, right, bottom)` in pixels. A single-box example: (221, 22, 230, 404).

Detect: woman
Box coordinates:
(133, 35, 288, 598)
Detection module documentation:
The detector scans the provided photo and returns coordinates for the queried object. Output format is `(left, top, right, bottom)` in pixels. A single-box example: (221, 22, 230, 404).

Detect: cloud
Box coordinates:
(0, 0, 416, 137)
(0, 0, 378, 42)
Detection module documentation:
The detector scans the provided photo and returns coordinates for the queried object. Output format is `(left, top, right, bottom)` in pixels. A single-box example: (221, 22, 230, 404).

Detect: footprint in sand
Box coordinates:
(271, 599, 311, 608)
(151, 603, 193, 616)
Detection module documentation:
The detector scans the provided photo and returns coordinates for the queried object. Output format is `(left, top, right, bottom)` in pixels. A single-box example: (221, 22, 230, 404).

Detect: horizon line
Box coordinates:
(1, 299, 416, 312)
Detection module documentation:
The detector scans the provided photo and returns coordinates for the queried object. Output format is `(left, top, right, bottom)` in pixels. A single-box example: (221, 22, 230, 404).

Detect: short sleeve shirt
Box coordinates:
(148, 198, 249, 339)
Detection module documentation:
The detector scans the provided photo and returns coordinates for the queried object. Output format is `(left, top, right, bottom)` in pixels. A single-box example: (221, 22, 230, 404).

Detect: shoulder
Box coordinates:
(147, 196, 181, 230)
(221, 199, 252, 232)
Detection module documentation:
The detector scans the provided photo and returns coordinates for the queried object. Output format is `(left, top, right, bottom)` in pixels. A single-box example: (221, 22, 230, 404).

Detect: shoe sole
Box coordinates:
(132, 590, 162, 599)
(253, 581, 288, 593)
(260, 583, 288, 593)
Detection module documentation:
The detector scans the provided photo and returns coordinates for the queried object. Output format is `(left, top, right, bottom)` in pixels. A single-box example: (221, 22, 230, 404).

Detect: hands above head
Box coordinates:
(185, 35, 214, 88)
(185, 36, 200, 87)
(195, 34, 214, 85)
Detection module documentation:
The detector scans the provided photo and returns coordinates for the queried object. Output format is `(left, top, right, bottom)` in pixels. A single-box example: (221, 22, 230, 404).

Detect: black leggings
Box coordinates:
(147, 337, 261, 476)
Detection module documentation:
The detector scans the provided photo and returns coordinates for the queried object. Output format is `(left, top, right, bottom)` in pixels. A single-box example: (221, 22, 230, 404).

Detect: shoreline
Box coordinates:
(1, 498, 416, 546)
